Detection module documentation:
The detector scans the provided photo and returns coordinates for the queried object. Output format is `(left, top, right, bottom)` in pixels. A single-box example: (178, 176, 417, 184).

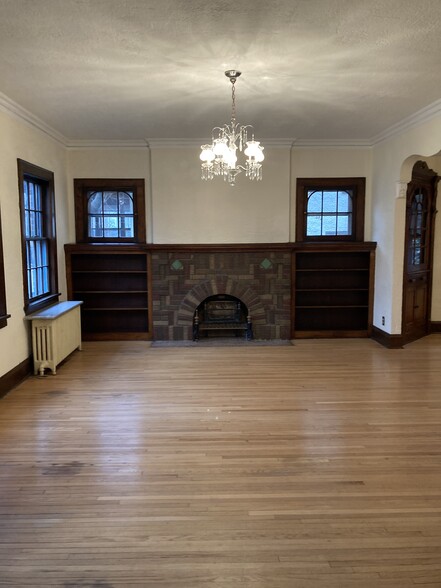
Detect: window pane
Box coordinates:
(119, 216, 134, 238)
(103, 216, 118, 237)
(103, 228, 119, 237)
(25, 210, 30, 237)
(37, 267, 43, 295)
(36, 211, 43, 237)
(323, 215, 337, 235)
(337, 214, 351, 235)
(42, 266, 49, 293)
(25, 239, 50, 297)
(41, 241, 48, 266)
(36, 240, 42, 267)
(29, 182, 35, 210)
(306, 215, 322, 236)
(35, 184, 42, 211)
(28, 240, 36, 268)
(323, 191, 337, 212)
(103, 192, 118, 213)
(89, 215, 103, 237)
(28, 211, 35, 237)
(416, 210, 423, 232)
(307, 191, 322, 213)
(103, 216, 118, 229)
(337, 190, 352, 212)
(24, 181, 29, 209)
(118, 191, 134, 214)
(88, 192, 103, 214)
(29, 268, 38, 298)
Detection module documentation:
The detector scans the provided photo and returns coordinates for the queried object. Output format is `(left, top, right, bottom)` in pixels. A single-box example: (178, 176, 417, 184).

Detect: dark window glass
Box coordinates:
(409, 189, 428, 267)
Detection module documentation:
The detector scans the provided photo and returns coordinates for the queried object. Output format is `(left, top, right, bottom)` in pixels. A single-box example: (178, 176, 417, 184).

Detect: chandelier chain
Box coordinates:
(231, 78, 236, 124)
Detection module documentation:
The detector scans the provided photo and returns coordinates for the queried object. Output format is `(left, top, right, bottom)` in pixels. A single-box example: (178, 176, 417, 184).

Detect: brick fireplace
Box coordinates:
(151, 245, 291, 340)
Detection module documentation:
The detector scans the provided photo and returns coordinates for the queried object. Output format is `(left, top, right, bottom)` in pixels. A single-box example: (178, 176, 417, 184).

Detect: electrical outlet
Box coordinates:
(381, 316, 385, 326)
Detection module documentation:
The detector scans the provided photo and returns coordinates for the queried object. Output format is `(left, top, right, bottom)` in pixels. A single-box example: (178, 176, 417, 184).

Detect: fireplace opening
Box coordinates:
(193, 294, 253, 340)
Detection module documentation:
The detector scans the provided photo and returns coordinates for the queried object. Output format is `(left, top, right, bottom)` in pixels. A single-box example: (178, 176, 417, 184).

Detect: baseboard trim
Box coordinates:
(0, 356, 33, 398)
(430, 321, 441, 333)
(371, 326, 405, 349)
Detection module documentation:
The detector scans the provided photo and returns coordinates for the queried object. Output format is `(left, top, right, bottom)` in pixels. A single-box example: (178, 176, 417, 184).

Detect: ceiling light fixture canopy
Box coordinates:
(200, 70, 264, 186)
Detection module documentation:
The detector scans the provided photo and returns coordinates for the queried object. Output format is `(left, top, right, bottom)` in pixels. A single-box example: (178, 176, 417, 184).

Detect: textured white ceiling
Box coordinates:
(0, 0, 440, 142)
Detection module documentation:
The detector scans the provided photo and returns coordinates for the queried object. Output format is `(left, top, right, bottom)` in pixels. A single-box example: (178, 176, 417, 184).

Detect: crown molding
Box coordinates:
(66, 139, 149, 149)
(370, 98, 441, 145)
(146, 138, 296, 148)
(0, 89, 440, 150)
(292, 138, 372, 148)
(0, 91, 67, 146)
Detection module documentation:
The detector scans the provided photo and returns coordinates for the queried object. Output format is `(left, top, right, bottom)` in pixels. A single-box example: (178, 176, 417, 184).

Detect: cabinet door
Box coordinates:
(402, 161, 438, 341)
(403, 276, 428, 337)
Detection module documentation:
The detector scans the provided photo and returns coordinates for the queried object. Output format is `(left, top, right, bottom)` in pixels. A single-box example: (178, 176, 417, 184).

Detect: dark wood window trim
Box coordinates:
(74, 178, 146, 244)
(296, 177, 366, 242)
(0, 206, 11, 328)
(17, 159, 59, 315)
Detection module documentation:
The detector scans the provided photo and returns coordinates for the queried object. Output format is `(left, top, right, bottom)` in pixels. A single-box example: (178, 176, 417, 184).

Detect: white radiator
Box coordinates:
(25, 301, 83, 375)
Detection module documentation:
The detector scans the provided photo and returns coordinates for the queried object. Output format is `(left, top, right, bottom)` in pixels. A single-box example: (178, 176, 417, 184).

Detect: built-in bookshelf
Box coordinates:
(65, 244, 152, 340)
(292, 243, 376, 337)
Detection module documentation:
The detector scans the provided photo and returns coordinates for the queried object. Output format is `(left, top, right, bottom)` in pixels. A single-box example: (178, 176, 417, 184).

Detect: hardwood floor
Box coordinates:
(1, 337, 441, 587)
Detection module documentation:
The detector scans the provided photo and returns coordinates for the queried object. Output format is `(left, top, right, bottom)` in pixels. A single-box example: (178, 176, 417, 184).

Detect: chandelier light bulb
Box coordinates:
(200, 145, 215, 162)
(224, 148, 237, 166)
(213, 139, 229, 157)
(244, 140, 263, 158)
(199, 70, 264, 186)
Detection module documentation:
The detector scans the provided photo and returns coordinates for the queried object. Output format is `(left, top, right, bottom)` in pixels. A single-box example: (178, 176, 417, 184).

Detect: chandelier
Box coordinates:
(200, 70, 264, 186)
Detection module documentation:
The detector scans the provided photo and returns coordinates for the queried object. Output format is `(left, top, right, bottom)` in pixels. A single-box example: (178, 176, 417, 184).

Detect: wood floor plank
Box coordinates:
(1, 336, 441, 586)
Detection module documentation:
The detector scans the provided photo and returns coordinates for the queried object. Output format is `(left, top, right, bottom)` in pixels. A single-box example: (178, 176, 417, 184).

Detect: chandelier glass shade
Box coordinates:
(200, 70, 264, 186)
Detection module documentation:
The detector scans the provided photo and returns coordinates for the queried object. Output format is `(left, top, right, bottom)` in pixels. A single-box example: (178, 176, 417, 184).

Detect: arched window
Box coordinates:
(296, 177, 365, 242)
(87, 190, 135, 239)
(306, 188, 353, 237)
(74, 179, 146, 243)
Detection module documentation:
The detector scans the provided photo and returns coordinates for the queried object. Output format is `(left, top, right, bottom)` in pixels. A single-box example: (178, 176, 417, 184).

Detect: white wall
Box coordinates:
(150, 146, 291, 244)
(67, 144, 373, 246)
(67, 147, 153, 242)
(426, 155, 441, 321)
(290, 147, 373, 241)
(0, 110, 68, 378)
(371, 116, 441, 333)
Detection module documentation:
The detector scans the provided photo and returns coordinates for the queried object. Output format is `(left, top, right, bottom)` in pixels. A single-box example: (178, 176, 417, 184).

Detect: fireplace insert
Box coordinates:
(193, 295, 252, 340)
